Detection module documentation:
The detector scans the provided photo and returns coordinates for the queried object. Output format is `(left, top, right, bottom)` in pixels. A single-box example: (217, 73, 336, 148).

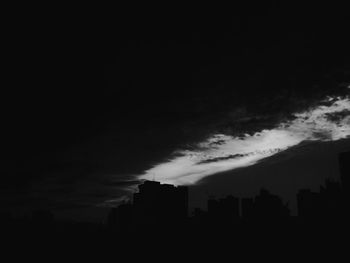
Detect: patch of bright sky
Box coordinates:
(139, 95, 350, 186)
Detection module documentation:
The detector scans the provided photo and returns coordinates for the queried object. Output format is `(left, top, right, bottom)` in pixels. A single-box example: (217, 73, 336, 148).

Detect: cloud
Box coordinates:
(96, 195, 131, 208)
(138, 93, 350, 185)
(101, 180, 142, 187)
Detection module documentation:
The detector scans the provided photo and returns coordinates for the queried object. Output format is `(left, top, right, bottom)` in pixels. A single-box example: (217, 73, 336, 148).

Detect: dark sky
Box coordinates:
(2, 4, 350, 221)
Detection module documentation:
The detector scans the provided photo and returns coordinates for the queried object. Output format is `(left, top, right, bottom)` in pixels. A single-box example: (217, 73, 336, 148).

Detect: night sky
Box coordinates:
(2, 3, 350, 221)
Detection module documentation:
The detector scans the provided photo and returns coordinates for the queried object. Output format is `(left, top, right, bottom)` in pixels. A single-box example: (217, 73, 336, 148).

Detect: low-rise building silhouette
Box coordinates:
(297, 179, 344, 222)
(107, 203, 133, 231)
(241, 198, 254, 219)
(207, 195, 239, 224)
(297, 189, 322, 219)
(252, 189, 290, 219)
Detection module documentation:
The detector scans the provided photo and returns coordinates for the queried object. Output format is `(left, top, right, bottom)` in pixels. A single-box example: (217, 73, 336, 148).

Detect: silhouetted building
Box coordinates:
(107, 203, 133, 231)
(108, 181, 188, 230)
(241, 198, 254, 219)
(253, 189, 290, 219)
(133, 181, 188, 227)
(208, 195, 239, 224)
(30, 210, 55, 233)
(339, 151, 350, 194)
(321, 179, 343, 212)
(298, 178, 345, 223)
(191, 208, 208, 226)
(0, 210, 12, 225)
(193, 208, 207, 219)
(297, 189, 322, 219)
(32, 210, 54, 225)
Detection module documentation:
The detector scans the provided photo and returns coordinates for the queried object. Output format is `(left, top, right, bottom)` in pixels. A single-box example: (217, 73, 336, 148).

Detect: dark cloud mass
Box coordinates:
(325, 110, 350, 123)
(2, 4, 350, 220)
(197, 154, 248, 164)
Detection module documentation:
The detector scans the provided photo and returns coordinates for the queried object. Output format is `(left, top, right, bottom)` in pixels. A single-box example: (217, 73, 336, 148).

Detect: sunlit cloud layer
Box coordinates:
(139, 94, 350, 186)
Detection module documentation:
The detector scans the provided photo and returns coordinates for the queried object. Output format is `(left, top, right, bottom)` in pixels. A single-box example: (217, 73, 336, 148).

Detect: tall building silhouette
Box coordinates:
(108, 180, 188, 230)
(133, 181, 188, 227)
(339, 151, 350, 194)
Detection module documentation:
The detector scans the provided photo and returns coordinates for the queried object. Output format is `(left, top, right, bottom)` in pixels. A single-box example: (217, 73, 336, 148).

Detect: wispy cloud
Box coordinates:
(138, 94, 350, 185)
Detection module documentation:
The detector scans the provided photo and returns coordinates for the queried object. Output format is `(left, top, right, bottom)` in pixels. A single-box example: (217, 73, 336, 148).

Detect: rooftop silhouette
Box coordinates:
(1, 151, 349, 242)
(108, 180, 188, 231)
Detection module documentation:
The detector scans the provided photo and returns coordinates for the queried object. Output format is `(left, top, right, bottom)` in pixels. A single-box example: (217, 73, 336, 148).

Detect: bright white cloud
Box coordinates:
(138, 95, 350, 186)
